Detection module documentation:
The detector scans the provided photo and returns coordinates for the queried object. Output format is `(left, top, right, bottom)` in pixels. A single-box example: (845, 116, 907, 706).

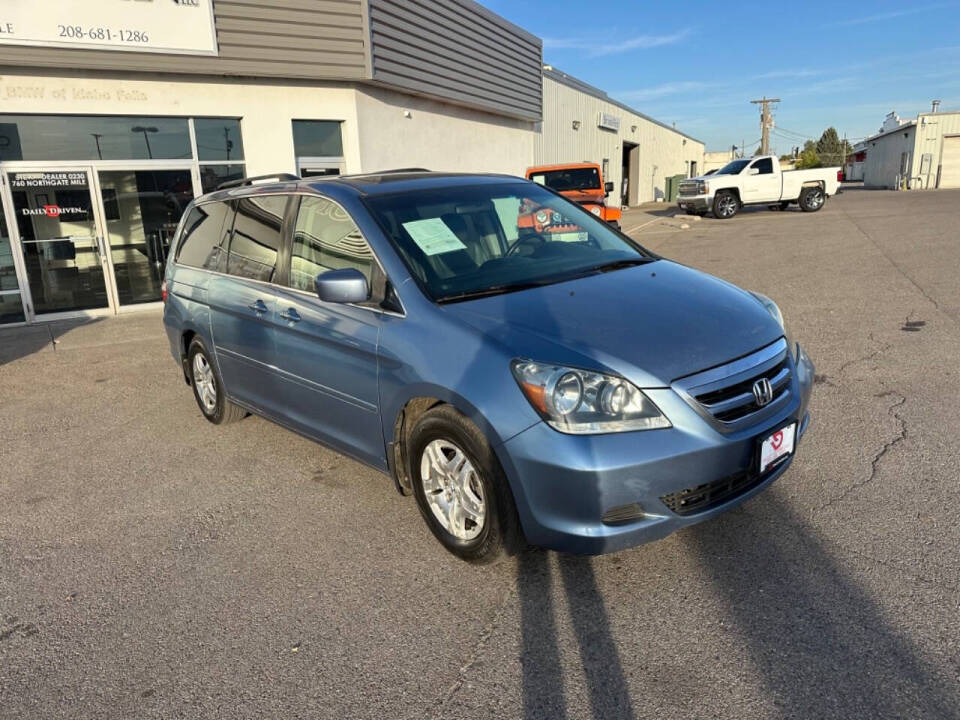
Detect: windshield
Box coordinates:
(529, 167, 601, 192)
(714, 159, 750, 176)
(364, 182, 653, 302)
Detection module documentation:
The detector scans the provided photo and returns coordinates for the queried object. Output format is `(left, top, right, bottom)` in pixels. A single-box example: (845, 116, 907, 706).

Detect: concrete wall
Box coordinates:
(703, 150, 735, 173)
(863, 125, 915, 189)
(535, 74, 704, 205)
(354, 85, 535, 176)
(910, 111, 960, 189)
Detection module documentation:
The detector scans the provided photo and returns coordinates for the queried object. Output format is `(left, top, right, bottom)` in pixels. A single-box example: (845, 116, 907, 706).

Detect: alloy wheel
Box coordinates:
(717, 195, 737, 217)
(193, 353, 217, 412)
(420, 439, 486, 541)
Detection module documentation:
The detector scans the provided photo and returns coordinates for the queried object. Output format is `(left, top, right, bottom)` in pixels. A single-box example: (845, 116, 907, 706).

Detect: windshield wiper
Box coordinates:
(586, 257, 656, 275)
(436, 279, 556, 304)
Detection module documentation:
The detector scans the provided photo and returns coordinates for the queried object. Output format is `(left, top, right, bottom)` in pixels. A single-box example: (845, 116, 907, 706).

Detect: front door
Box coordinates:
(5, 168, 112, 319)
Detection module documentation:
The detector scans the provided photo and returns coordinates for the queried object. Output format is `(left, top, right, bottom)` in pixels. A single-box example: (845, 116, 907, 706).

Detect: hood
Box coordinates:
(560, 188, 605, 205)
(442, 260, 782, 387)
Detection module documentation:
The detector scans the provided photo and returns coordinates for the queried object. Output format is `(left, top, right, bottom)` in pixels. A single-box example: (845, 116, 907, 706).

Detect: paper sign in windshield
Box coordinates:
(402, 218, 467, 256)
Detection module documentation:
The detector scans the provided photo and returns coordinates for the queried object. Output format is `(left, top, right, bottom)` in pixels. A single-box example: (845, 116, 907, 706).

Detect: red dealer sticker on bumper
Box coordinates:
(760, 423, 796, 473)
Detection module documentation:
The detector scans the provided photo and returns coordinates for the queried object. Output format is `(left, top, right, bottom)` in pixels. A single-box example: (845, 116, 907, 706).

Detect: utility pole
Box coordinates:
(750, 97, 780, 155)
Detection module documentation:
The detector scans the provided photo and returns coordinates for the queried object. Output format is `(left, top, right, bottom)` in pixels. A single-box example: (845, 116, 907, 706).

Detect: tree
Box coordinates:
(815, 127, 852, 167)
(796, 140, 820, 169)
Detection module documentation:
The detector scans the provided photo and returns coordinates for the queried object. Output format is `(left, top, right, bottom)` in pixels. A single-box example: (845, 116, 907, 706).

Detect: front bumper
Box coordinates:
(496, 344, 815, 554)
(677, 194, 711, 211)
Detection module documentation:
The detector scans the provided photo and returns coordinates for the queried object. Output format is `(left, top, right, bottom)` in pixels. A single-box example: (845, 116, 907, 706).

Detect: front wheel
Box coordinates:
(799, 186, 825, 212)
(408, 405, 522, 563)
(712, 190, 740, 219)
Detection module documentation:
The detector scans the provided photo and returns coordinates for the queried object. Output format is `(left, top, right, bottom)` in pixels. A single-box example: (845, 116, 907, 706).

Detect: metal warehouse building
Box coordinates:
(537, 68, 705, 206)
(0, 0, 701, 326)
(860, 107, 960, 190)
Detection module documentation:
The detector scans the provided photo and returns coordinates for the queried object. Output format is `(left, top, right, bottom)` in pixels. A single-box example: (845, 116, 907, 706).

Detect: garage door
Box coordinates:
(940, 135, 960, 188)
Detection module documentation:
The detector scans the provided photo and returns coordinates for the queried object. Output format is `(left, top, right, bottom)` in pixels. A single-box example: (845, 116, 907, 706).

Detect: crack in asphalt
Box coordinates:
(817, 391, 908, 513)
(433, 581, 516, 712)
(838, 204, 956, 327)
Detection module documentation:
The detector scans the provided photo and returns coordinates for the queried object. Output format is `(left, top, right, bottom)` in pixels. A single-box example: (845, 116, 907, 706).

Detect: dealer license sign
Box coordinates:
(0, 0, 218, 56)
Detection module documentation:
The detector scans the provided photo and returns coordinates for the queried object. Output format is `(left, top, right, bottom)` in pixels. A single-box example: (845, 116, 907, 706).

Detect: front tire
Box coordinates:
(712, 190, 740, 219)
(799, 186, 825, 212)
(187, 338, 246, 425)
(408, 405, 522, 563)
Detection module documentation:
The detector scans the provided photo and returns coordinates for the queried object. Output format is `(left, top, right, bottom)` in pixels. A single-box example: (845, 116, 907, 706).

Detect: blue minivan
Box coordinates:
(163, 171, 814, 562)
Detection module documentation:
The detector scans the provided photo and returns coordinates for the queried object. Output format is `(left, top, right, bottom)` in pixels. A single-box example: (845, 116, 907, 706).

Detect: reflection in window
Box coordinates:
(99, 170, 195, 304)
(200, 164, 246, 194)
(0, 198, 24, 323)
(290, 197, 372, 292)
(194, 118, 244, 162)
(292, 120, 344, 157)
(0, 115, 191, 161)
(177, 202, 233, 272)
(228, 196, 286, 282)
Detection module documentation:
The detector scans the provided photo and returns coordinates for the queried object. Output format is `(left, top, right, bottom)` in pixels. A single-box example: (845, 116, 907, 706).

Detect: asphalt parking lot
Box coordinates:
(1, 187, 959, 719)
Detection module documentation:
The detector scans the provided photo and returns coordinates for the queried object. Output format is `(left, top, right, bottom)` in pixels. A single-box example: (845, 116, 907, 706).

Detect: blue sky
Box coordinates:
(480, 0, 960, 152)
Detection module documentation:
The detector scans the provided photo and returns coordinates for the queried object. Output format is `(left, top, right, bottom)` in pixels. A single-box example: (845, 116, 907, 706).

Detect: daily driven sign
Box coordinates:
(0, 0, 218, 56)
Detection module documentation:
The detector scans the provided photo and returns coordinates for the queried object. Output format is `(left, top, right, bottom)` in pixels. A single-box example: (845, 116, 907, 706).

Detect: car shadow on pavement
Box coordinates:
(685, 491, 958, 718)
(518, 551, 636, 720)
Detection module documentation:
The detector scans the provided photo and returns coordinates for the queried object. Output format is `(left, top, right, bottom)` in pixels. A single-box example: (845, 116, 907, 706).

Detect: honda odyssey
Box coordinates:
(162, 171, 814, 563)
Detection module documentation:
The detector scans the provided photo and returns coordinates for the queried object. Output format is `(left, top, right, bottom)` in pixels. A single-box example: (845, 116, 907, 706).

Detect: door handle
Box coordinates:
(248, 299, 268, 314)
(280, 307, 302, 323)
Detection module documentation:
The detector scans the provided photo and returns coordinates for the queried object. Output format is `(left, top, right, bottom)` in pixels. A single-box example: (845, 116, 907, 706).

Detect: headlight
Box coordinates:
(698, 181, 709, 194)
(590, 206, 602, 216)
(511, 360, 671, 434)
(750, 291, 784, 330)
(535, 210, 549, 224)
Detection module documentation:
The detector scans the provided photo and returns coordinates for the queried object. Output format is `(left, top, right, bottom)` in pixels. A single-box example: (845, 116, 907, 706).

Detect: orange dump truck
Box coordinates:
(525, 163, 622, 229)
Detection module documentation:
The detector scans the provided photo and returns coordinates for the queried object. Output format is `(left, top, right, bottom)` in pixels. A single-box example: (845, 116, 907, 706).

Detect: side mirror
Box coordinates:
(315, 268, 369, 304)
(604, 181, 614, 193)
(747, 167, 760, 176)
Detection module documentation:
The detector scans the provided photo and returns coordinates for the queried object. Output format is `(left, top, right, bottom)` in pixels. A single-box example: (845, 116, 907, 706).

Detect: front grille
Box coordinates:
(660, 469, 766, 516)
(672, 338, 792, 432)
(678, 182, 700, 196)
(695, 357, 790, 422)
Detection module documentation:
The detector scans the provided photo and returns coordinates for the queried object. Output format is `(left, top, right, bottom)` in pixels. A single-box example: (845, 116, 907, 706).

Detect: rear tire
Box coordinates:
(712, 190, 740, 219)
(408, 405, 523, 563)
(799, 186, 825, 212)
(187, 338, 247, 425)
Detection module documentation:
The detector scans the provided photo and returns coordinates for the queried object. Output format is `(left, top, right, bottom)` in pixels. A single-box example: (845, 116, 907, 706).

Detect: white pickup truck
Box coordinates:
(677, 155, 840, 219)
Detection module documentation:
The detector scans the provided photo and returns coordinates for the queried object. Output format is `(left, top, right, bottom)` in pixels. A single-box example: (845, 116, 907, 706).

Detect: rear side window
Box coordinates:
(176, 202, 233, 271)
(288, 196, 374, 292)
(753, 158, 774, 175)
(227, 195, 288, 282)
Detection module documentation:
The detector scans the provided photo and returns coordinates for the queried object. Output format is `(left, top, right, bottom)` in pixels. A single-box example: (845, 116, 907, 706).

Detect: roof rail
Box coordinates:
(376, 168, 431, 174)
(217, 173, 300, 191)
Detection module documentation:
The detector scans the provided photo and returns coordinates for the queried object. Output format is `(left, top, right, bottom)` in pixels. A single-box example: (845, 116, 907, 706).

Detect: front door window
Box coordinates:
(97, 169, 194, 305)
(7, 170, 109, 316)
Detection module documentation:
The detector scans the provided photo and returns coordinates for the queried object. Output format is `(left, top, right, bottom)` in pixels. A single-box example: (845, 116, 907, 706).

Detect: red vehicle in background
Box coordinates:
(524, 163, 622, 230)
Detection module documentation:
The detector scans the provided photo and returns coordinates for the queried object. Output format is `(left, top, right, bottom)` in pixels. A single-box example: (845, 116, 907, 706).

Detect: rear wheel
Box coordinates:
(408, 405, 522, 563)
(799, 186, 825, 212)
(188, 338, 246, 425)
(712, 190, 740, 219)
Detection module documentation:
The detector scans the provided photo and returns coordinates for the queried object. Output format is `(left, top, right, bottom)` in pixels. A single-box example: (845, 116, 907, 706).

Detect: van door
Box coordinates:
(744, 157, 781, 202)
(269, 195, 387, 469)
(208, 195, 289, 415)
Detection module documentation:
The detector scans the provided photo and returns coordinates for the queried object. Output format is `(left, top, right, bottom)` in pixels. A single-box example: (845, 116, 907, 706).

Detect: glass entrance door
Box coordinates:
(96, 168, 194, 306)
(6, 168, 111, 318)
